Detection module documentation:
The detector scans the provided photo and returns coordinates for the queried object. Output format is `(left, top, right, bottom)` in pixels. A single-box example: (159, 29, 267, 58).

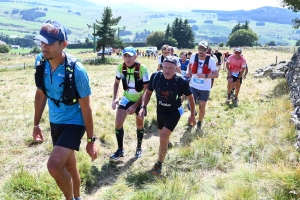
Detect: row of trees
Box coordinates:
(146, 18, 195, 49)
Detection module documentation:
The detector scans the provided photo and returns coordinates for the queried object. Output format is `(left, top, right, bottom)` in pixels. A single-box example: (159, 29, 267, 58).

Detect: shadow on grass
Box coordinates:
(270, 79, 289, 98)
(84, 157, 137, 194)
(143, 117, 159, 140)
(179, 126, 205, 147)
(125, 170, 156, 189)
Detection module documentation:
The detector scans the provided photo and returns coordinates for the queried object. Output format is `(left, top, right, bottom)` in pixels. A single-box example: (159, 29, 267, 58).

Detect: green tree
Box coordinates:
(295, 39, 300, 46)
(88, 7, 121, 60)
(267, 41, 276, 46)
(0, 44, 10, 53)
(281, 0, 300, 28)
(146, 31, 177, 49)
(30, 46, 41, 54)
(219, 42, 224, 47)
(169, 18, 194, 48)
(226, 29, 258, 47)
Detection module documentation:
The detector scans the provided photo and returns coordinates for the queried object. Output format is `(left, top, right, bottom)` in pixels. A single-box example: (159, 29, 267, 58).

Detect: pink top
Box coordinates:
(227, 55, 247, 73)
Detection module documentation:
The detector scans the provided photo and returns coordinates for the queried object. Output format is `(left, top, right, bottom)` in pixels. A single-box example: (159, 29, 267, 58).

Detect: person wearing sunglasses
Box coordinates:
(187, 41, 219, 129)
(226, 47, 247, 105)
(138, 55, 196, 175)
(157, 44, 170, 71)
(33, 20, 97, 200)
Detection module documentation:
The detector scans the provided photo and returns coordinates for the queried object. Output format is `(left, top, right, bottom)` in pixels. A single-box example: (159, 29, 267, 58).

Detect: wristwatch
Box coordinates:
(140, 105, 146, 109)
(87, 136, 96, 143)
(205, 74, 208, 78)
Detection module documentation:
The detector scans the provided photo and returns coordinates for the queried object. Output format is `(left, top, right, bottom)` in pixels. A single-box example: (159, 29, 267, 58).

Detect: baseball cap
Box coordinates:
(198, 40, 208, 48)
(234, 47, 242, 53)
(34, 20, 68, 44)
(122, 47, 136, 56)
(163, 55, 176, 65)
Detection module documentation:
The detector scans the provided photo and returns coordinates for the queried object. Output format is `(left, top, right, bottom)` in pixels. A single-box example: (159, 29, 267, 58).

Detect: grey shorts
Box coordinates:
(191, 87, 210, 102)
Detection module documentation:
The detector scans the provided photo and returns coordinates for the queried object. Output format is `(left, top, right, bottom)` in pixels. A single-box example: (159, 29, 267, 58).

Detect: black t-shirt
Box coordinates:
(148, 71, 192, 113)
(214, 52, 222, 62)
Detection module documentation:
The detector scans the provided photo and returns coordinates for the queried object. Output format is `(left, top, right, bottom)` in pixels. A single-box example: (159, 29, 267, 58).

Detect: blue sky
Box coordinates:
(88, 0, 283, 12)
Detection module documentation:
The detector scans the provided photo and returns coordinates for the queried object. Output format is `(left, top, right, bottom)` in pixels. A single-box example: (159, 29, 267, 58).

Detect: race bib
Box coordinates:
(178, 106, 184, 116)
(192, 77, 204, 85)
(119, 96, 130, 106)
(232, 72, 239, 77)
(181, 70, 186, 76)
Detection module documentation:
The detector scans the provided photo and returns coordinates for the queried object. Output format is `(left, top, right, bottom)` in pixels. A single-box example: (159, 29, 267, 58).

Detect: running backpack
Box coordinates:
(34, 52, 79, 107)
(121, 62, 144, 92)
(191, 53, 211, 74)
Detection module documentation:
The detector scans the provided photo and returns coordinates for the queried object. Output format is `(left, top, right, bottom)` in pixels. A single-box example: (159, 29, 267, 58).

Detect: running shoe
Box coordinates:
(135, 148, 142, 159)
(110, 149, 125, 160)
(151, 163, 162, 175)
(233, 98, 239, 105)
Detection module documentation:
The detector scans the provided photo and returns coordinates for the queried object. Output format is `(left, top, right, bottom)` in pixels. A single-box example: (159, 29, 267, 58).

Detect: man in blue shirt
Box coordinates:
(32, 20, 97, 200)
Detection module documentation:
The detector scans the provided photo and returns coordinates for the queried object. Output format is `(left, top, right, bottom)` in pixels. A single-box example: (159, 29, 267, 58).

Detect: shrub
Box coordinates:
(30, 46, 41, 54)
(219, 42, 224, 47)
(0, 44, 10, 53)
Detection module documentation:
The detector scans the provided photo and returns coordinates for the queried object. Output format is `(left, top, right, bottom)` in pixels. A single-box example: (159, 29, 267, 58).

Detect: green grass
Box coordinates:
(0, 48, 298, 199)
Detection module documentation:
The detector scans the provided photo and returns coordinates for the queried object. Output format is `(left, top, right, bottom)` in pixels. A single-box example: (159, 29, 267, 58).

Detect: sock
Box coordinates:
(115, 128, 124, 150)
(157, 161, 163, 166)
(137, 129, 144, 148)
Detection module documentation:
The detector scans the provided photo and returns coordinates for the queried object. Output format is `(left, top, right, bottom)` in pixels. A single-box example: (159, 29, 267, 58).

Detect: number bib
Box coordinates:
(192, 77, 204, 85)
(232, 72, 239, 77)
(181, 70, 186, 76)
(178, 106, 184, 116)
(119, 96, 130, 106)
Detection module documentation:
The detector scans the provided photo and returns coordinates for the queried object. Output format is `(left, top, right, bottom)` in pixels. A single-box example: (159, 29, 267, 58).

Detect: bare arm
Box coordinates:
(157, 64, 162, 71)
(112, 79, 120, 110)
(79, 95, 98, 161)
(32, 88, 47, 142)
(187, 94, 196, 126)
(138, 89, 153, 118)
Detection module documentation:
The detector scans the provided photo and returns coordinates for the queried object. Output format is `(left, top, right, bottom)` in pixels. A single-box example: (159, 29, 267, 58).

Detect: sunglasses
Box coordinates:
(198, 47, 207, 52)
(162, 51, 169, 54)
(43, 20, 67, 40)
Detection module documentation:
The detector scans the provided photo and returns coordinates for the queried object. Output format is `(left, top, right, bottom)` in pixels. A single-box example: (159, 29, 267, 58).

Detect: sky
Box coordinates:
(87, 0, 283, 12)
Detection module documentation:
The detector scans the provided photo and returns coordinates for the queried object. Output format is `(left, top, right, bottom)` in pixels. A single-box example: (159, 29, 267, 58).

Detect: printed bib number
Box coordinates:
(181, 71, 186, 76)
(178, 106, 184, 116)
(232, 72, 239, 77)
(192, 77, 204, 85)
(119, 96, 130, 106)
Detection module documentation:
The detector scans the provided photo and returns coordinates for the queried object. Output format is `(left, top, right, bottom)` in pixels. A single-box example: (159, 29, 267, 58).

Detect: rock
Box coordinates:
(254, 72, 264, 78)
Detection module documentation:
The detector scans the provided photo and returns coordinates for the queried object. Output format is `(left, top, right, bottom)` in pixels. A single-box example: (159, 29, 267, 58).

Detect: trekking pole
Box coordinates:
(276, 56, 277, 65)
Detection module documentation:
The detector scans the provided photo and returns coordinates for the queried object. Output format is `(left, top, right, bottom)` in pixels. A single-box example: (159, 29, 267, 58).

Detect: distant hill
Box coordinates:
(192, 6, 300, 25)
(0, 0, 299, 46)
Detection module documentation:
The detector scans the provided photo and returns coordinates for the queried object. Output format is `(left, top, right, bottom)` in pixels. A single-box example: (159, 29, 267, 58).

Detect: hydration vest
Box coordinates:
(121, 62, 144, 92)
(191, 53, 211, 74)
(34, 52, 79, 107)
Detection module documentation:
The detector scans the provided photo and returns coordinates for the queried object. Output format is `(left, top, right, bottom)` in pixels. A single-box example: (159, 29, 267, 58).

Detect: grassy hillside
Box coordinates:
(0, 48, 299, 199)
(0, 1, 299, 45)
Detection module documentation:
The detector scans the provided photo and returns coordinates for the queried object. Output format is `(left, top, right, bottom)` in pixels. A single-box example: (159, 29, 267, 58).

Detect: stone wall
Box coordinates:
(287, 47, 300, 149)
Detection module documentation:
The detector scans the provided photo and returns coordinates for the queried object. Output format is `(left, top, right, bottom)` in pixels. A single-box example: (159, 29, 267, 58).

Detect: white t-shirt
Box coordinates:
(188, 53, 217, 91)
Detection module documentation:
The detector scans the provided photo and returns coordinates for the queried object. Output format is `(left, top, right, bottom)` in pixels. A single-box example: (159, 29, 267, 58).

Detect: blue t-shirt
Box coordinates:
(180, 59, 190, 71)
(35, 53, 91, 125)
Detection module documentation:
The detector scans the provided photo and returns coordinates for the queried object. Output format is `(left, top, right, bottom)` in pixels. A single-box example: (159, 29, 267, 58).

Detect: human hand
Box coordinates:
(126, 105, 136, 115)
(197, 73, 205, 78)
(32, 126, 44, 142)
(86, 143, 98, 162)
(138, 108, 145, 120)
(112, 100, 119, 110)
(189, 115, 196, 127)
(243, 74, 247, 79)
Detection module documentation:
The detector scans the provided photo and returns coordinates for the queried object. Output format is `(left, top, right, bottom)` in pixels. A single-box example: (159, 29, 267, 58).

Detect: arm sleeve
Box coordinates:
(141, 65, 150, 84)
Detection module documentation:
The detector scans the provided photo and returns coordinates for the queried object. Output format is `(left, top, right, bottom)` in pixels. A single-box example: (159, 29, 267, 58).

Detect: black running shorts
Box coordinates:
(50, 123, 85, 151)
(118, 100, 147, 116)
(157, 110, 181, 131)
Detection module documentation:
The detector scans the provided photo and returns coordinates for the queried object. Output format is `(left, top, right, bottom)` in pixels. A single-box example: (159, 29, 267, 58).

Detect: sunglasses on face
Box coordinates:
(162, 51, 169, 54)
(198, 47, 207, 52)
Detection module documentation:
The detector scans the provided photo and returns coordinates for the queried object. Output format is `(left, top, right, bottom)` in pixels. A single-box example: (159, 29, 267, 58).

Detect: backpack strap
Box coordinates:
(121, 62, 128, 91)
(204, 55, 210, 65)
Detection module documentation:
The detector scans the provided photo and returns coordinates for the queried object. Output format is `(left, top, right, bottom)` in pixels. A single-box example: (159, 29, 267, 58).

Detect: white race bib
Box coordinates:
(181, 70, 186, 76)
(232, 72, 239, 77)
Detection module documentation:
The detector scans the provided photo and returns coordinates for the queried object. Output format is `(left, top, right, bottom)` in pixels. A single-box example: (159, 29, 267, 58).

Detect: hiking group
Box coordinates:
(32, 20, 248, 200)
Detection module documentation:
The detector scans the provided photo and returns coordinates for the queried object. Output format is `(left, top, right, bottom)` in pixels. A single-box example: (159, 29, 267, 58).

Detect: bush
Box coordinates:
(295, 40, 300, 46)
(219, 42, 224, 47)
(30, 46, 41, 54)
(0, 44, 10, 53)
